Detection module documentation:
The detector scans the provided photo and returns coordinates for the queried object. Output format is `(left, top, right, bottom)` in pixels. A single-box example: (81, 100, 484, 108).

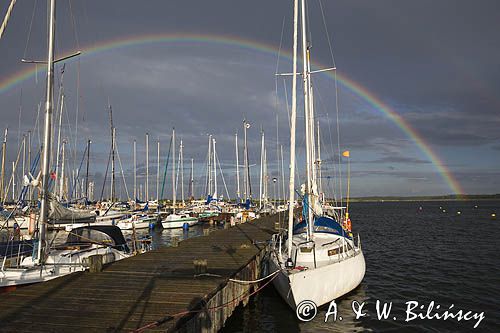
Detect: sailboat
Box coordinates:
(162, 129, 199, 229)
(0, 0, 130, 290)
(269, 0, 365, 309)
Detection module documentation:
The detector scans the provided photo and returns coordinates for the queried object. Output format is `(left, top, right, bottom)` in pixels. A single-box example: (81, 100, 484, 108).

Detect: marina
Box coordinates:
(0, 214, 279, 332)
(0, 0, 499, 332)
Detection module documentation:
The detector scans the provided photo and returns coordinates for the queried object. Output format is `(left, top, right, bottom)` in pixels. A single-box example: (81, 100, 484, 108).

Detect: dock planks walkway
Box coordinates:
(0, 214, 281, 332)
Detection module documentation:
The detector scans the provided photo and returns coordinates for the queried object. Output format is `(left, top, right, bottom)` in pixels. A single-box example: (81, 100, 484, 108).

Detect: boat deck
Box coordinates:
(0, 214, 280, 332)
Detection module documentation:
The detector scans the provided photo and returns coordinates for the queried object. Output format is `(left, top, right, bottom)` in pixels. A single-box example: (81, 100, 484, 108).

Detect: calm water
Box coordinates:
(221, 201, 500, 333)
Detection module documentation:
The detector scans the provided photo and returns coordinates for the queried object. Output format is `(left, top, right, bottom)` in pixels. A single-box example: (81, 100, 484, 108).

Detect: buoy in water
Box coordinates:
(442, 209, 446, 213)
(457, 211, 461, 215)
(491, 213, 496, 220)
(183, 222, 189, 230)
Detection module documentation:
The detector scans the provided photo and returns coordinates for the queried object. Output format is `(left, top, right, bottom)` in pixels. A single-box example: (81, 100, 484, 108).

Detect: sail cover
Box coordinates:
(48, 194, 96, 224)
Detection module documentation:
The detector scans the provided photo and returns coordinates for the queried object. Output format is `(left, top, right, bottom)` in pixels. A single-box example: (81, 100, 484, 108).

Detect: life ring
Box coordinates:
(346, 218, 352, 232)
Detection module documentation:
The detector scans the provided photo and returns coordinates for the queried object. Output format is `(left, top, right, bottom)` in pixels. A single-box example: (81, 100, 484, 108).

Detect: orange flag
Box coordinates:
(342, 150, 350, 157)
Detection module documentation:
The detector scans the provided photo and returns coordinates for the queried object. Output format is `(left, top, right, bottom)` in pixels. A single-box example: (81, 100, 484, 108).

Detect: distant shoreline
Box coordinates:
(347, 194, 500, 202)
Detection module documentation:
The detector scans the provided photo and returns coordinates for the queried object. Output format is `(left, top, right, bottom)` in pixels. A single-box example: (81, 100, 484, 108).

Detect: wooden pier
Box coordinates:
(0, 214, 281, 332)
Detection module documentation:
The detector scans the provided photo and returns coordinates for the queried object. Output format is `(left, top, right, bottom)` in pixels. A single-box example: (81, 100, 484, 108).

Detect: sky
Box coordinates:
(0, 0, 499, 200)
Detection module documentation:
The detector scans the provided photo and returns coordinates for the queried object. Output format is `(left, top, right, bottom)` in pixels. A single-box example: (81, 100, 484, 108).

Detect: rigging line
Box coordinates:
(99, 146, 112, 201)
(326, 112, 338, 204)
(0, 0, 17, 41)
(22, 0, 37, 58)
(215, 150, 231, 201)
(313, 84, 338, 201)
(318, 0, 336, 67)
(160, 135, 172, 199)
(282, 78, 291, 129)
(69, 142, 87, 200)
(275, 16, 286, 202)
(317, 0, 343, 204)
(17, 89, 22, 151)
(114, 140, 131, 201)
(68, 0, 80, 49)
(334, 72, 343, 206)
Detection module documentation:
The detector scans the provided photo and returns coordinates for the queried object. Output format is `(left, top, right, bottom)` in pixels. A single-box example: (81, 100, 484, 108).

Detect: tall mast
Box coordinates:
(287, 0, 299, 257)
(37, 0, 56, 264)
(145, 132, 149, 202)
(54, 90, 64, 192)
(108, 104, 115, 202)
(243, 120, 251, 200)
(171, 128, 176, 212)
(156, 139, 160, 201)
(11, 161, 15, 201)
(190, 158, 194, 200)
(180, 139, 184, 205)
(133, 139, 136, 201)
(235, 133, 240, 202)
(28, 130, 32, 202)
(207, 135, 212, 197)
(300, 0, 313, 241)
(22, 135, 26, 189)
(281, 144, 285, 202)
(1, 128, 7, 203)
(111, 127, 116, 201)
(212, 137, 217, 200)
(85, 139, 90, 203)
(316, 120, 322, 199)
(259, 129, 264, 209)
(58, 140, 65, 200)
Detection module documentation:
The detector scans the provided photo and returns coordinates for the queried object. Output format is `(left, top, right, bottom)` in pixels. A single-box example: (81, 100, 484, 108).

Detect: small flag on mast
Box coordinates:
(342, 150, 350, 157)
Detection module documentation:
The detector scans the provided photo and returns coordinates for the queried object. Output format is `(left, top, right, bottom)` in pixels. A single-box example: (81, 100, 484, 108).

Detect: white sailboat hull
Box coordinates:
(161, 214, 198, 229)
(270, 249, 365, 309)
(0, 247, 129, 288)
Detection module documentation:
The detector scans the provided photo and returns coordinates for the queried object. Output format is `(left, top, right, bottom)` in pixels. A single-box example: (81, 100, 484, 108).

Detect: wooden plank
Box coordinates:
(0, 215, 278, 332)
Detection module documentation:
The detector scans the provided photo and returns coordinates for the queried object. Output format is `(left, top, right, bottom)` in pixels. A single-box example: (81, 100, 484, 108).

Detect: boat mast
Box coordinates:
(145, 132, 149, 203)
(156, 138, 160, 201)
(259, 129, 264, 209)
(207, 135, 212, 198)
(190, 158, 194, 200)
(300, 0, 314, 241)
(171, 128, 175, 212)
(28, 130, 32, 202)
(316, 120, 322, 200)
(0, 128, 7, 203)
(280, 145, 285, 202)
(235, 133, 240, 202)
(85, 139, 90, 203)
(58, 140, 65, 200)
(180, 139, 184, 205)
(108, 104, 115, 202)
(287, 0, 299, 258)
(212, 137, 217, 200)
(133, 139, 136, 201)
(243, 120, 251, 200)
(37, 0, 56, 264)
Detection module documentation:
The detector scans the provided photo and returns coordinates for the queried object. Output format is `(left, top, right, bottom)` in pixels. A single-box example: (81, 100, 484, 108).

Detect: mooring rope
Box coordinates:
(130, 268, 280, 333)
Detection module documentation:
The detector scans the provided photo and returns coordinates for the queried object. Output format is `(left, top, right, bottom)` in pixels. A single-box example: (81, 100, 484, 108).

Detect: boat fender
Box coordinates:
(346, 218, 352, 232)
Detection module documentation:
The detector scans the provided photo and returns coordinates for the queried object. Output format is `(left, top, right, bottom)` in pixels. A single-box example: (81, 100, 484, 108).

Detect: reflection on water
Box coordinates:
(222, 201, 500, 332)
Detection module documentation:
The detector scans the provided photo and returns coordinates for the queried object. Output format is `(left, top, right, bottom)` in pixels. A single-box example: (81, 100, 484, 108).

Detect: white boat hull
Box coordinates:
(270, 250, 365, 309)
(161, 215, 198, 229)
(0, 247, 129, 288)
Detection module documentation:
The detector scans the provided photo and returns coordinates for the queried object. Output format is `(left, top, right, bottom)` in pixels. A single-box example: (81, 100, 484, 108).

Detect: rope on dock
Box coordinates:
(130, 269, 280, 333)
(228, 269, 281, 284)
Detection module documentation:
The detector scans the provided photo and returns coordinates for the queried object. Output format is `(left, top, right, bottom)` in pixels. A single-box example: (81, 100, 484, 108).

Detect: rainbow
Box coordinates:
(0, 32, 464, 195)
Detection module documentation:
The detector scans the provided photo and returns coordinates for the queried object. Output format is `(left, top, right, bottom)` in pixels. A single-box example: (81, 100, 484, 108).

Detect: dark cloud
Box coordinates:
(1, 0, 499, 197)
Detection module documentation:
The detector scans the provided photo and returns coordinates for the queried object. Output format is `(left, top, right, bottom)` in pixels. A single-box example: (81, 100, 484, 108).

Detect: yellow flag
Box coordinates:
(342, 150, 350, 157)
